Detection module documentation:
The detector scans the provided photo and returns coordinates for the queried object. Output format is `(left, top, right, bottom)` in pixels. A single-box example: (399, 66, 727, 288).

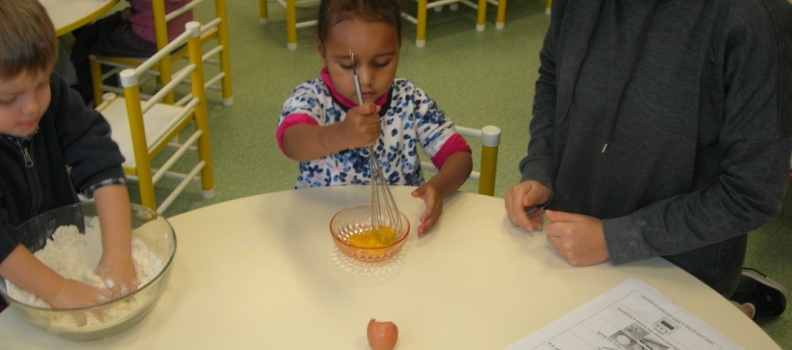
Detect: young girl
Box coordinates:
(277, 0, 473, 236)
(69, 0, 194, 105)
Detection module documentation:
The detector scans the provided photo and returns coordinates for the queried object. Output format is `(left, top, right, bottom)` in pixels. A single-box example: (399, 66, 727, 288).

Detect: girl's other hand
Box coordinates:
(411, 183, 443, 237)
(341, 102, 381, 148)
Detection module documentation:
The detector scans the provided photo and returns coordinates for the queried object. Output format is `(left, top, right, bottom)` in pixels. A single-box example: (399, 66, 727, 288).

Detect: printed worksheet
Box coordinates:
(506, 278, 744, 350)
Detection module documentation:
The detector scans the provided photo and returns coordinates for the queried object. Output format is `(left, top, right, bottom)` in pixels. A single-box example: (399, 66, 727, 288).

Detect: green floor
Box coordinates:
(135, 1, 790, 347)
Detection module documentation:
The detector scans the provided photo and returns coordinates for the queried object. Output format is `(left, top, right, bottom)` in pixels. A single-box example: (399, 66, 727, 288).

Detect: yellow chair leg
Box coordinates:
(416, 0, 428, 47)
(545, 0, 552, 15)
(137, 175, 158, 212)
(198, 129, 215, 196)
(188, 33, 215, 195)
(216, 0, 233, 105)
(286, 0, 298, 50)
(478, 145, 498, 196)
(122, 84, 158, 211)
(189, 88, 214, 195)
(152, 1, 175, 104)
(88, 58, 104, 104)
(198, 136, 215, 195)
(259, 0, 268, 24)
(475, 0, 487, 31)
(158, 58, 175, 105)
(496, 0, 508, 30)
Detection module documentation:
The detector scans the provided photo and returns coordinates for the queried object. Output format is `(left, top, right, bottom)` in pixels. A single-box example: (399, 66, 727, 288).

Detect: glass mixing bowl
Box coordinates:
(330, 203, 410, 263)
(0, 202, 176, 341)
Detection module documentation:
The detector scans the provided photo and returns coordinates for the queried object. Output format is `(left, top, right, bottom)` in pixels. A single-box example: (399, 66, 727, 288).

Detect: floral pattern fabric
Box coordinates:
(278, 76, 460, 189)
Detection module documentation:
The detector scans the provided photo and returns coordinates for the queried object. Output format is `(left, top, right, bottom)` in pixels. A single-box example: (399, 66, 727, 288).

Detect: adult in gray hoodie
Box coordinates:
(505, 0, 791, 316)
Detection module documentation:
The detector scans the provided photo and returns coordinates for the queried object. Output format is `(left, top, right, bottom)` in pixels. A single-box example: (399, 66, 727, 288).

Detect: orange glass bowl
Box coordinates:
(330, 204, 410, 263)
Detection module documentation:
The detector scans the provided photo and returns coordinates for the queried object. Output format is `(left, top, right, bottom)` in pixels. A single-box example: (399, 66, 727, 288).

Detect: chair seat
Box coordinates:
(89, 0, 232, 106)
(95, 20, 215, 214)
(102, 97, 187, 169)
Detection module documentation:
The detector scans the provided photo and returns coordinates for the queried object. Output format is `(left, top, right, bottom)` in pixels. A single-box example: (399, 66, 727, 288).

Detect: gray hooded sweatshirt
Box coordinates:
(520, 0, 792, 296)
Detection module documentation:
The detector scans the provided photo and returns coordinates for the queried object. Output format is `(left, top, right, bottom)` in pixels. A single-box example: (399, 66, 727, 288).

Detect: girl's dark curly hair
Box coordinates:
(316, 0, 402, 45)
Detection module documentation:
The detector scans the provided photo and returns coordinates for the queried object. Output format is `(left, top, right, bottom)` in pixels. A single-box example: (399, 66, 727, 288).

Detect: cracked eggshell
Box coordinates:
(367, 318, 398, 350)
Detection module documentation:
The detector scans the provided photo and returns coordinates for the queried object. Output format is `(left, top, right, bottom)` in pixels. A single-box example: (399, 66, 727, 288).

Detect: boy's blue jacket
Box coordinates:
(0, 74, 125, 263)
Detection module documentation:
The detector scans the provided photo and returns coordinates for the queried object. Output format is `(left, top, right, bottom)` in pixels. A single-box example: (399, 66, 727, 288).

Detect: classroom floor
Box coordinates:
(127, 1, 790, 347)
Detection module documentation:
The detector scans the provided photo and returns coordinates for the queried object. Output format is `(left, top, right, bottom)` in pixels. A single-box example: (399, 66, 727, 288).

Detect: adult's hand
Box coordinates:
(544, 210, 609, 266)
(504, 180, 551, 232)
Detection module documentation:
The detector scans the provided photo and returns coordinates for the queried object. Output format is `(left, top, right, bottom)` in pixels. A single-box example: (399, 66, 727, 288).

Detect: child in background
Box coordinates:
(277, 0, 473, 236)
(69, 0, 193, 105)
(0, 0, 138, 310)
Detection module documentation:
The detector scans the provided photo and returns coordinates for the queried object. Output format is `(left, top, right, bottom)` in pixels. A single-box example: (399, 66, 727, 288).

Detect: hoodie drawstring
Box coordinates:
(600, 0, 659, 153)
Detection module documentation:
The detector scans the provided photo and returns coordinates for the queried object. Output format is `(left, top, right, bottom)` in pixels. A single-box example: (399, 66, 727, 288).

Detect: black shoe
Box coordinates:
(730, 268, 787, 318)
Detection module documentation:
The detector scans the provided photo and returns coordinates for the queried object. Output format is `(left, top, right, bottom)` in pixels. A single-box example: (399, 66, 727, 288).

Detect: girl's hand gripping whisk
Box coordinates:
(350, 50, 403, 244)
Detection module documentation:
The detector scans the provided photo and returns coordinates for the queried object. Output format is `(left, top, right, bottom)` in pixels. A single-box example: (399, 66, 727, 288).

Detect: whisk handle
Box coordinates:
(353, 74, 364, 105)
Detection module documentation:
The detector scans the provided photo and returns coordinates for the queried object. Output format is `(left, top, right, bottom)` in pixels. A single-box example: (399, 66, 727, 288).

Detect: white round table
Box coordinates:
(40, 0, 120, 36)
(0, 186, 780, 349)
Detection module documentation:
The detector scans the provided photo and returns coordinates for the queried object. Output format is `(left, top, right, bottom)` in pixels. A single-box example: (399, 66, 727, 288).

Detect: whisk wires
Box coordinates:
(349, 49, 402, 243)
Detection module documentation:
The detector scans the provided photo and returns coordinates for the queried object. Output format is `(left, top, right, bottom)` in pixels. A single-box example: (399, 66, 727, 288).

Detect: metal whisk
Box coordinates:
(349, 50, 402, 242)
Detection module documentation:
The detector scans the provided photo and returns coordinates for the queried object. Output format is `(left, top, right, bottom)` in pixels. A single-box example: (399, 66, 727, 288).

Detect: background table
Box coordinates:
(41, 0, 120, 85)
(0, 186, 781, 349)
(40, 0, 120, 36)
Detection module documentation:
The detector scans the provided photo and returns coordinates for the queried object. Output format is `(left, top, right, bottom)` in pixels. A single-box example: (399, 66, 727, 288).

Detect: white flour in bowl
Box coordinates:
(4, 222, 164, 329)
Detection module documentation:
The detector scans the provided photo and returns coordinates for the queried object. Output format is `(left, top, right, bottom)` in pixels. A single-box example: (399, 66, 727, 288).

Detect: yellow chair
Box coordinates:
(421, 125, 501, 196)
(90, 0, 233, 106)
(258, 0, 320, 50)
(95, 21, 215, 214)
(546, 0, 552, 15)
(495, 0, 509, 29)
(402, 0, 508, 47)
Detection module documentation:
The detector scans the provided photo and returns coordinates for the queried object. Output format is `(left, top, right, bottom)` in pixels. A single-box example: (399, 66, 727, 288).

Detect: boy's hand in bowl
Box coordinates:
(97, 253, 138, 298)
(48, 278, 111, 309)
